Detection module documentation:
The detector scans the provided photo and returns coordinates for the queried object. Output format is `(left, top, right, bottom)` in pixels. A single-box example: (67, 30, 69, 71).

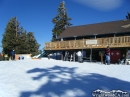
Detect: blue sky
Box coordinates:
(0, 0, 130, 52)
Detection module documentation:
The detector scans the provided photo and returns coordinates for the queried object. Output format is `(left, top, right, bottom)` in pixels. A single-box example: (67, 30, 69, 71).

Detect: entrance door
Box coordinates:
(110, 50, 121, 63)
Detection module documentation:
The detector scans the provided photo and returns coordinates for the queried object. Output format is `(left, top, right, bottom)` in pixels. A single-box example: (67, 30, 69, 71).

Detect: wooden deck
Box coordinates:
(44, 36, 130, 50)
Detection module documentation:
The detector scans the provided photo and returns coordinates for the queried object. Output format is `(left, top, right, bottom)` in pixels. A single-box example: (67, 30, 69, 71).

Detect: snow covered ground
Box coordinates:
(0, 58, 130, 97)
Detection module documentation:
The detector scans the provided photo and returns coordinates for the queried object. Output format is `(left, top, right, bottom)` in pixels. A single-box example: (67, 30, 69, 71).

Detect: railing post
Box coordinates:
(50, 43, 51, 50)
(116, 37, 118, 45)
(102, 38, 104, 46)
(108, 38, 111, 45)
(123, 37, 125, 44)
(74, 40, 76, 48)
(83, 38, 84, 47)
(59, 42, 60, 48)
(120, 37, 122, 44)
(69, 41, 70, 48)
(126, 37, 128, 45)
(113, 37, 115, 45)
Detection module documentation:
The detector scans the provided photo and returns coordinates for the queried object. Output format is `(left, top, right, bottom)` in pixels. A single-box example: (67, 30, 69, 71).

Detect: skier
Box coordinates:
(11, 50, 15, 60)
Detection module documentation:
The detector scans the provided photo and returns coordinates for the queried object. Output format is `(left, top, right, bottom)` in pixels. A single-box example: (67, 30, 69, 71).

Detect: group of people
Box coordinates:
(63, 51, 83, 62)
(76, 46, 111, 64)
(69, 46, 111, 64)
(0, 50, 15, 61)
(2, 50, 25, 61)
(11, 50, 24, 60)
(48, 46, 111, 64)
(47, 46, 126, 65)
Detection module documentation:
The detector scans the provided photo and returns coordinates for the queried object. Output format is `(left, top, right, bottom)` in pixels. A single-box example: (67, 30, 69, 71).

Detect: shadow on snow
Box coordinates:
(19, 66, 130, 97)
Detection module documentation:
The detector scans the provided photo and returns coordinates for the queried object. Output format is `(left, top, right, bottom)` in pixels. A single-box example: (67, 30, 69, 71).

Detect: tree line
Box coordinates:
(2, 17, 40, 56)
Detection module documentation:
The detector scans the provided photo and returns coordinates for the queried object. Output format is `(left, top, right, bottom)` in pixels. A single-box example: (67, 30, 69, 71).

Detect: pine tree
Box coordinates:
(26, 32, 40, 56)
(16, 31, 28, 54)
(2, 17, 19, 55)
(2, 17, 40, 56)
(126, 12, 130, 19)
(52, 1, 72, 41)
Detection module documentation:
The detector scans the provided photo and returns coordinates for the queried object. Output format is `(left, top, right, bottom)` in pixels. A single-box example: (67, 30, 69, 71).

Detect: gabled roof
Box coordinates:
(58, 20, 130, 38)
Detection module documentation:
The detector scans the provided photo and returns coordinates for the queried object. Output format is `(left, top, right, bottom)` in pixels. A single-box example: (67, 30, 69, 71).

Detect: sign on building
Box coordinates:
(86, 40, 97, 45)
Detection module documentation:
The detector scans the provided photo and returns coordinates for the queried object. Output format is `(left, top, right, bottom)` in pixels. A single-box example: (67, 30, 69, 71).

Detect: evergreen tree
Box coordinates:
(16, 31, 28, 54)
(126, 11, 130, 19)
(2, 17, 40, 56)
(2, 17, 19, 55)
(52, 1, 72, 41)
(26, 32, 40, 56)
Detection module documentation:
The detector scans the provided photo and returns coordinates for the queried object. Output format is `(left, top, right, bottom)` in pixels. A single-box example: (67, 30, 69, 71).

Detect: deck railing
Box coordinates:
(44, 36, 130, 50)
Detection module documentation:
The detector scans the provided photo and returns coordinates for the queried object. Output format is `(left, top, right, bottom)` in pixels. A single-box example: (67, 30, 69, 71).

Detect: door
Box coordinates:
(110, 50, 121, 63)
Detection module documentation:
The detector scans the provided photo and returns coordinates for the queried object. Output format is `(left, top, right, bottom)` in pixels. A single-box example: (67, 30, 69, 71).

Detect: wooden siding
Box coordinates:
(44, 36, 130, 50)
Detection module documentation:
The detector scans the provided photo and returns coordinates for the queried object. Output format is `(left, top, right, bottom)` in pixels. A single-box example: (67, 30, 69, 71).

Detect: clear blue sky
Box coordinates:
(0, 0, 130, 52)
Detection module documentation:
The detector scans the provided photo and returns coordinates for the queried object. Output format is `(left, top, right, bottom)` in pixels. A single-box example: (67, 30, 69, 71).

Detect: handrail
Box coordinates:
(45, 36, 130, 50)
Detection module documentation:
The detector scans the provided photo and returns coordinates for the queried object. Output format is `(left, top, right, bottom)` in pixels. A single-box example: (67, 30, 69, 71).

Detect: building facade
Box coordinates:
(44, 20, 130, 63)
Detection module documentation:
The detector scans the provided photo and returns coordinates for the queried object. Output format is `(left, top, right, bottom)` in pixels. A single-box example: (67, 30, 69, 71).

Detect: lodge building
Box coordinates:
(44, 19, 130, 63)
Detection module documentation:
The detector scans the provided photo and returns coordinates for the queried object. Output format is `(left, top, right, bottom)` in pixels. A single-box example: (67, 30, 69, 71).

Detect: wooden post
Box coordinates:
(90, 48, 92, 62)
(101, 53, 103, 64)
(99, 51, 104, 64)
(61, 52, 63, 61)
(126, 48, 128, 59)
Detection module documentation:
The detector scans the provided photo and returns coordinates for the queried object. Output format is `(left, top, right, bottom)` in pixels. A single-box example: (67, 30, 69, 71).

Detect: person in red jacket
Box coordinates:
(105, 46, 110, 65)
(106, 46, 110, 55)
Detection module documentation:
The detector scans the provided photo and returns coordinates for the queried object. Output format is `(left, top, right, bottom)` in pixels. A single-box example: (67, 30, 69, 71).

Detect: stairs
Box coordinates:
(38, 50, 53, 58)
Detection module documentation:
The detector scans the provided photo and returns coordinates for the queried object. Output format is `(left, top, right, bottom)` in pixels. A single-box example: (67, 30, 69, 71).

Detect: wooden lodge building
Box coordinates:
(44, 19, 130, 63)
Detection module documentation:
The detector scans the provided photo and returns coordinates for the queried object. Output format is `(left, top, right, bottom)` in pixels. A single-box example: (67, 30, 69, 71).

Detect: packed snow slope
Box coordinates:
(0, 58, 130, 97)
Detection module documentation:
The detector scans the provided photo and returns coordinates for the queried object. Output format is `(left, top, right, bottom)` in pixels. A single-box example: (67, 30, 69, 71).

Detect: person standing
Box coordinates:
(76, 51, 83, 63)
(105, 46, 110, 65)
(73, 52, 76, 62)
(4, 54, 8, 60)
(11, 50, 15, 60)
(48, 54, 50, 60)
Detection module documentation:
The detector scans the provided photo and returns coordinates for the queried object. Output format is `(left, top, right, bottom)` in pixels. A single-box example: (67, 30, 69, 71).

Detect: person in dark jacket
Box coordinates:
(11, 50, 15, 60)
(105, 46, 110, 65)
